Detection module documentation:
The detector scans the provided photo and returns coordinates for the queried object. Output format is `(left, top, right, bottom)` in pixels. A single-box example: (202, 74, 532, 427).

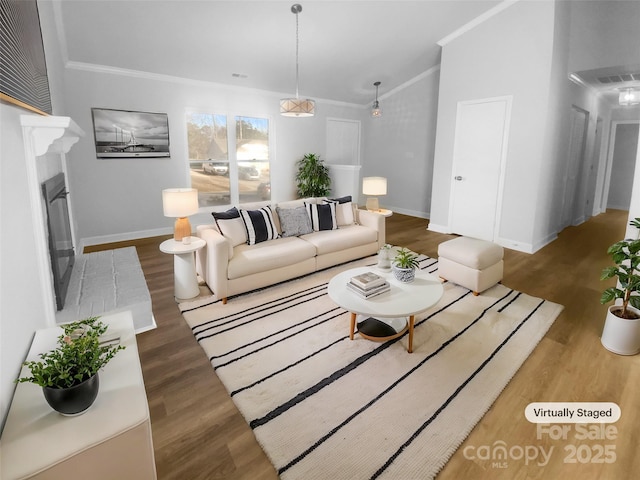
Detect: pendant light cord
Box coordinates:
(294, 8, 300, 99)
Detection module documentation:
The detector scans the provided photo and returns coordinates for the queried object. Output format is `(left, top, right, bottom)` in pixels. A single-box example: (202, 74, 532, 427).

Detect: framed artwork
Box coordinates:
(91, 108, 170, 158)
(0, 0, 52, 115)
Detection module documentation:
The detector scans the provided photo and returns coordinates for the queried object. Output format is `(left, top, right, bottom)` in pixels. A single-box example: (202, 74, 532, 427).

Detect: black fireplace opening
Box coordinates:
(42, 172, 75, 311)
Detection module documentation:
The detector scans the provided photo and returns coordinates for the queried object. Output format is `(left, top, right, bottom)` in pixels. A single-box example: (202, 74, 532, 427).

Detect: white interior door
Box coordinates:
(449, 97, 511, 241)
(560, 106, 589, 229)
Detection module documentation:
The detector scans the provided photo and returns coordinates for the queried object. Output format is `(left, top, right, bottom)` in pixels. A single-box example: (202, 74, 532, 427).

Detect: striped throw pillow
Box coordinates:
(240, 206, 279, 245)
(305, 202, 338, 231)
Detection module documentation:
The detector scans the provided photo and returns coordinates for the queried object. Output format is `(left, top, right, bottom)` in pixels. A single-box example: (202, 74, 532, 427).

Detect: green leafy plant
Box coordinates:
(17, 317, 125, 389)
(393, 248, 420, 270)
(600, 218, 640, 319)
(295, 153, 331, 197)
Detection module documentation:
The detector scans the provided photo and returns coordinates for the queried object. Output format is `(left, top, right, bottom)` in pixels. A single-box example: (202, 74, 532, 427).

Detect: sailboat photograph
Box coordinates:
(91, 107, 170, 158)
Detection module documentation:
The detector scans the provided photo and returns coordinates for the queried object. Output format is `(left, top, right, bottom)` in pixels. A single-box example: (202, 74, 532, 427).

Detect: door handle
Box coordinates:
(454, 176, 463, 181)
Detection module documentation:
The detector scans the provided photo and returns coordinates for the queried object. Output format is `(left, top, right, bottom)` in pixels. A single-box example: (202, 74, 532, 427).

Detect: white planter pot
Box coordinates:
(392, 264, 415, 283)
(601, 306, 640, 355)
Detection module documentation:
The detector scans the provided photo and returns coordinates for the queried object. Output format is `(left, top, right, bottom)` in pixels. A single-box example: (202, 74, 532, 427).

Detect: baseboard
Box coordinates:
(384, 206, 429, 219)
(495, 237, 534, 254)
(79, 227, 172, 252)
(427, 223, 450, 234)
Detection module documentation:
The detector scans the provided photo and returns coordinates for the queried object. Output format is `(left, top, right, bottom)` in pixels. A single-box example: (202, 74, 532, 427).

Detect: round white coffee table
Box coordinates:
(328, 266, 444, 353)
(160, 237, 206, 300)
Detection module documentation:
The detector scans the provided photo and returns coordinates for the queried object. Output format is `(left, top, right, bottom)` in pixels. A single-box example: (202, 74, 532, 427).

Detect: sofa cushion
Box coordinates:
(240, 206, 279, 245)
(276, 205, 313, 237)
(228, 237, 316, 279)
(305, 202, 337, 231)
(212, 207, 247, 247)
(324, 197, 355, 226)
(302, 224, 377, 255)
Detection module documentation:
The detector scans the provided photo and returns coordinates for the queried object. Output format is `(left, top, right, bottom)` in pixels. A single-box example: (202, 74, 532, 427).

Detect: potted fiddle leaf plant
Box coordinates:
(392, 247, 420, 283)
(17, 317, 125, 415)
(600, 220, 640, 355)
(295, 153, 331, 198)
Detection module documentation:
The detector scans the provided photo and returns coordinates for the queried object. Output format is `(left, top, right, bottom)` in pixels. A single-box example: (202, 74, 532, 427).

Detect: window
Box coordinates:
(236, 116, 270, 203)
(186, 113, 270, 207)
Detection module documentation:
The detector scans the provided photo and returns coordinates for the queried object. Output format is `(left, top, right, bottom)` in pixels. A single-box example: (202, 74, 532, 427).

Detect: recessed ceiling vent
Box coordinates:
(598, 73, 640, 84)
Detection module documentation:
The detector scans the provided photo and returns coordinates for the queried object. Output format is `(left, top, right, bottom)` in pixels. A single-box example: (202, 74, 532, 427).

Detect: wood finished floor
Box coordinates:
(86, 209, 640, 479)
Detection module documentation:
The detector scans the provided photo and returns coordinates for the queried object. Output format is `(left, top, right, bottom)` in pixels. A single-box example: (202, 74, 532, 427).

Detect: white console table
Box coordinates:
(0, 311, 157, 479)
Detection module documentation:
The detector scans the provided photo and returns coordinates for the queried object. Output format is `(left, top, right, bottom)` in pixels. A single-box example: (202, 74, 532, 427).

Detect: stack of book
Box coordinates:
(347, 271, 390, 298)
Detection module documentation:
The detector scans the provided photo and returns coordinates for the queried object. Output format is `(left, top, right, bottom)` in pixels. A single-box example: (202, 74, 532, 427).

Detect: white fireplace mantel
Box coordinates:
(20, 115, 85, 326)
(20, 115, 84, 157)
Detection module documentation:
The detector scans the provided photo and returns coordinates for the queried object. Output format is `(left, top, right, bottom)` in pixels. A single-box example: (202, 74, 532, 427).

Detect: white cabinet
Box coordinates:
(0, 311, 156, 479)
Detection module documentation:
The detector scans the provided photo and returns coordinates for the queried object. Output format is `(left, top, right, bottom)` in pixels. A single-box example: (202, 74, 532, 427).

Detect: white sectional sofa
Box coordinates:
(195, 196, 385, 303)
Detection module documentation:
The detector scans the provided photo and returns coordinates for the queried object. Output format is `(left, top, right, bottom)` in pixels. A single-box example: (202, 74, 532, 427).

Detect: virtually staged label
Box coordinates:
(525, 402, 621, 423)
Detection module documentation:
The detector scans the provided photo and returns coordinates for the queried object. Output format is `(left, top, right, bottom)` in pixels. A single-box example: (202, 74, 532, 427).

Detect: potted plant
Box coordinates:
(599, 225, 640, 355)
(295, 153, 331, 198)
(392, 248, 420, 283)
(17, 317, 125, 415)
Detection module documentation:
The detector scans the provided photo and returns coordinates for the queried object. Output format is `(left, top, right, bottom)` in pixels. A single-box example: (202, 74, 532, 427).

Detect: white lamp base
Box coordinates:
(366, 197, 380, 212)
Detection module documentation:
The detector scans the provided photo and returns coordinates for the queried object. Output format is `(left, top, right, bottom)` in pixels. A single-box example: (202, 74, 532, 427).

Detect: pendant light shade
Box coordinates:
(280, 4, 315, 117)
(619, 88, 640, 106)
(371, 81, 382, 118)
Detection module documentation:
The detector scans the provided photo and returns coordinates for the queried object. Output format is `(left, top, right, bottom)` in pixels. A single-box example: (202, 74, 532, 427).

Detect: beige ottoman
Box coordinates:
(437, 237, 504, 295)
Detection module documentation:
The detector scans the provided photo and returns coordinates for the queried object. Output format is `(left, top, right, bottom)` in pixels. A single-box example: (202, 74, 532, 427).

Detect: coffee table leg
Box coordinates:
(408, 315, 415, 353)
(350, 312, 356, 340)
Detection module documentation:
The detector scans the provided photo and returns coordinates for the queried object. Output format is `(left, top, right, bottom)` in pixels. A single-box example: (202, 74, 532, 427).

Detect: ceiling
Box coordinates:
(56, 0, 503, 105)
(574, 64, 640, 105)
(55, 1, 640, 107)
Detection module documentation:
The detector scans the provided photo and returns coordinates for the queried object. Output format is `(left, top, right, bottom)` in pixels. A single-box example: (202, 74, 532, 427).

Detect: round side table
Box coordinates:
(160, 237, 206, 300)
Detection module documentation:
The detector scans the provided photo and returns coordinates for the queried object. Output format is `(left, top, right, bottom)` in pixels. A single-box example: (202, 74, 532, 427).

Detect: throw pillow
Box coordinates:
(305, 202, 337, 231)
(323, 197, 354, 226)
(276, 206, 313, 237)
(240, 206, 279, 245)
(212, 207, 247, 247)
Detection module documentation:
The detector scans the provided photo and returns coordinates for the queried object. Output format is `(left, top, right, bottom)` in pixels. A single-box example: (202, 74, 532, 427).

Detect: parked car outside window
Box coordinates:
(203, 160, 229, 176)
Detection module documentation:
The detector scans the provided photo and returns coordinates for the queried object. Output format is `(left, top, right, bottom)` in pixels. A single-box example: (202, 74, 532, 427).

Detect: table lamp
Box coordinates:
(162, 188, 199, 241)
(362, 177, 387, 212)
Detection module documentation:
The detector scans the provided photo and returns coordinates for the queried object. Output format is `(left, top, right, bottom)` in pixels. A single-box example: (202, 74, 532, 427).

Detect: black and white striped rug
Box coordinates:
(180, 254, 563, 480)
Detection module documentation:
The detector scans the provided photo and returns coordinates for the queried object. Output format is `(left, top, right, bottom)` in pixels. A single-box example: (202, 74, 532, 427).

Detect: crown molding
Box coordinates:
(437, 0, 522, 47)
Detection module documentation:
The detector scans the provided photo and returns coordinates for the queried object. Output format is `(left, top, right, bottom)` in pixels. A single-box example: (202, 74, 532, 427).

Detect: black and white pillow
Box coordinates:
(276, 206, 313, 237)
(305, 202, 337, 231)
(323, 196, 354, 226)
(240, 206, 279, 245)
(212, 207, 247, 246)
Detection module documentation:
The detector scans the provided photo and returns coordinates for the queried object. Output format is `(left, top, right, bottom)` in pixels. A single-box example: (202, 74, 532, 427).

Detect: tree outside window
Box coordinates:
(186, 113, 270, 207)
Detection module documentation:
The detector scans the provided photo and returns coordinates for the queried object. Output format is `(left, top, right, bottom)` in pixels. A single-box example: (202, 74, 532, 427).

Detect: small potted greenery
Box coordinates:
(295, 153, 331, 198)
(600, 220, 640, 355)
(392, 248, 420, 283)
(17, 317, 125, 415)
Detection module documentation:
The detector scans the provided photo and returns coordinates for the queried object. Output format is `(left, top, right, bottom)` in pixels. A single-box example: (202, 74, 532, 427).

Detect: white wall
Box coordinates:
(607, 123, 640, 210)
(0, 0, 70, 429)
(569, 0, 640, 73)
(430, 0, 557, 252)
(361, 70, 440, 218)
(0, 104, 55, 428)
(61, 67, 364, 246)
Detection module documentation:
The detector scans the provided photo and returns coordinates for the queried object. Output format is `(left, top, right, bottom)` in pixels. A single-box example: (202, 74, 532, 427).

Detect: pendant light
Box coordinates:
(280, 4, 315, 117)
(371, 81, 382, 118)
(619, 87, 640, 106)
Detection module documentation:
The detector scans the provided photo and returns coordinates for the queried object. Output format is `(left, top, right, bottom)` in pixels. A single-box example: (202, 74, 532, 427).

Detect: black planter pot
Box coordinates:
(42, 374, 100, 416)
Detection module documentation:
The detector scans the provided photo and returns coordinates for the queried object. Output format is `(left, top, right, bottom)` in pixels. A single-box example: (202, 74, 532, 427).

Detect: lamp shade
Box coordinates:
(280, 98, 316, 117)
(162, 188, 199, 217)
(362, 177, 387, 196)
